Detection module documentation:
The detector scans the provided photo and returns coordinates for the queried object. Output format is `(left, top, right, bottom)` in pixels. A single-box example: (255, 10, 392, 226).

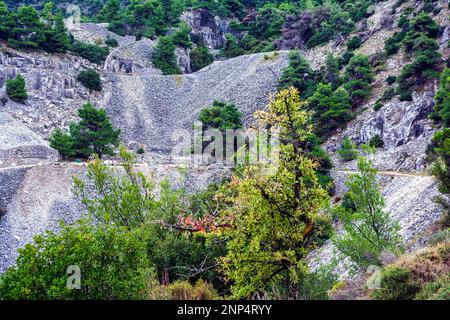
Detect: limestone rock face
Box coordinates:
(180, 9, 232, 50)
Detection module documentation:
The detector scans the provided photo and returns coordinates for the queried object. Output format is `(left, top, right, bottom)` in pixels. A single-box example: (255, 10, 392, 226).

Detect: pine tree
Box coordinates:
(337, 137, 358, 162)
(152, 36, 181, 75)
(343, 54, 374, 106)
(278, 50, 316, 99)
(70, 103, 121, 158)
(323, 53, 340, 90)
(6, 74, 28, 103)
(333, 146, 403, 268)
(308, 83, 352, 136)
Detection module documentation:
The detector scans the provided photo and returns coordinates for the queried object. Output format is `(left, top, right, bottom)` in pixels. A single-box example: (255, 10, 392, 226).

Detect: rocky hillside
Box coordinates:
(0, 0, 449, 282)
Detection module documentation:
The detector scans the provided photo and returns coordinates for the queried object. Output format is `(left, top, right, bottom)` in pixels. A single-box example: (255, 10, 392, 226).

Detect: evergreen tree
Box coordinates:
(77, 69, 103, 91)
(0, 1, 15, 40)
(8, 5, 45, 49)
(221, 88, 330, 299)
(278, 50, 316, 99)
(199, 100, 242, 130)
(333, 146, 403, 269)
(430, 68, 450, 125)
(5, 74, 28, 103)
(337, 137, 358, 162)
(49, 129, 76, 160)
(190, 46, 214, 72)
(343, 54, 374, 106)
(323, 53, 341, 90)
(50, 103, 120, 159)
(152, 36, 181, 75)
(308, 83, 352, 136)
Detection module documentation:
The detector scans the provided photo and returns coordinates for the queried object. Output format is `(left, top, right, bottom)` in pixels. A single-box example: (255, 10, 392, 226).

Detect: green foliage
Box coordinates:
(368, 135, 384, 148)
(429, 68, 450, 125)
(346, 36, 361, 51)
(50, 102, 120, 159)
(386, 76, 397, 85)
(172, 23, 192, 48)
(152, 36, 180, 75)
(297, 263, 338, 300)
(279, 50, 316, 99)
(5, 74, 28, 103)
(0, 2, 70, 53)
(0, 218, 154, 300)
(71, 41, 109, 64)
(371, 266, 419, 300)
(333, 147, 403, 269)
(396, 13, 442, 101)
(105, 37, 119, 47)
(415, 276, 450, 300)
(308, 83, 352, 136)
(343, 54, 374, 106)
(199, 100, 242, 130)
(74, 148, 228, 287)
(374, 101, 383, 111)
(190, 46, 214, 72)
(337, 137, 358, 162)
(221, 88, 329, 299)
(77, 69, 102, 91)
(429, 128, 450, 194)
(221, 34, 245, 58)
(323, 53, 341, 90)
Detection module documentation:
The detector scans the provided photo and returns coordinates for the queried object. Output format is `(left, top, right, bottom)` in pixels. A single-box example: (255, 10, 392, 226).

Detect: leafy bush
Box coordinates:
(5, 74, 27, 103)
(199, 100, 242, 131)
(172, 23, 192, 48)
(371, 266, 419, 300)
(374, 101, 383, 111)
(190, 46, 214, 72)
(0, 219, 154, 300)
(297, 263, 338, 300)
(77, 69, 102, 91)
(105, 37, 119, 47)
(386, 76, 397, 85)
(429, 68, 450, 125)
(368, 135, 384, 148)
(152, 36, 181, 75)
(71, 41, 109, 64)
(346, 36, 362, 51)
(337, 137, 358, 162)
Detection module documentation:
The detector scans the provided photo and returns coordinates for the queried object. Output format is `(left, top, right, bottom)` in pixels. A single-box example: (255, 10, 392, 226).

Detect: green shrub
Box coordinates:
(5, 74, 27, 103)
(0, 219, 154, 300)
(105, 37, 118, 47)
(374, 101, 383, 111)
(386, 76, 397, 85)
(172, 23, 192, 48)
(71, 41, 109, 64)
(279, 50, 316, 99)
(371, 266, 420, 300)
(415, 276, 450, 300)
(346, 36, 362, 51)
(369, 135, 384, 148)
(190, 46, 214, 72)
(340, 50, 354, 67)
(297, 263, 338, 300)
(152, 36, 181, 75)
(77, 69, 102, 91)
(337, 137, 358, 162)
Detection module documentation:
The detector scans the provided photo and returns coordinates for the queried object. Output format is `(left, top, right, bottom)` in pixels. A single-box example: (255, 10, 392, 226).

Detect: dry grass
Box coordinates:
(393, 242, 450, 287)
